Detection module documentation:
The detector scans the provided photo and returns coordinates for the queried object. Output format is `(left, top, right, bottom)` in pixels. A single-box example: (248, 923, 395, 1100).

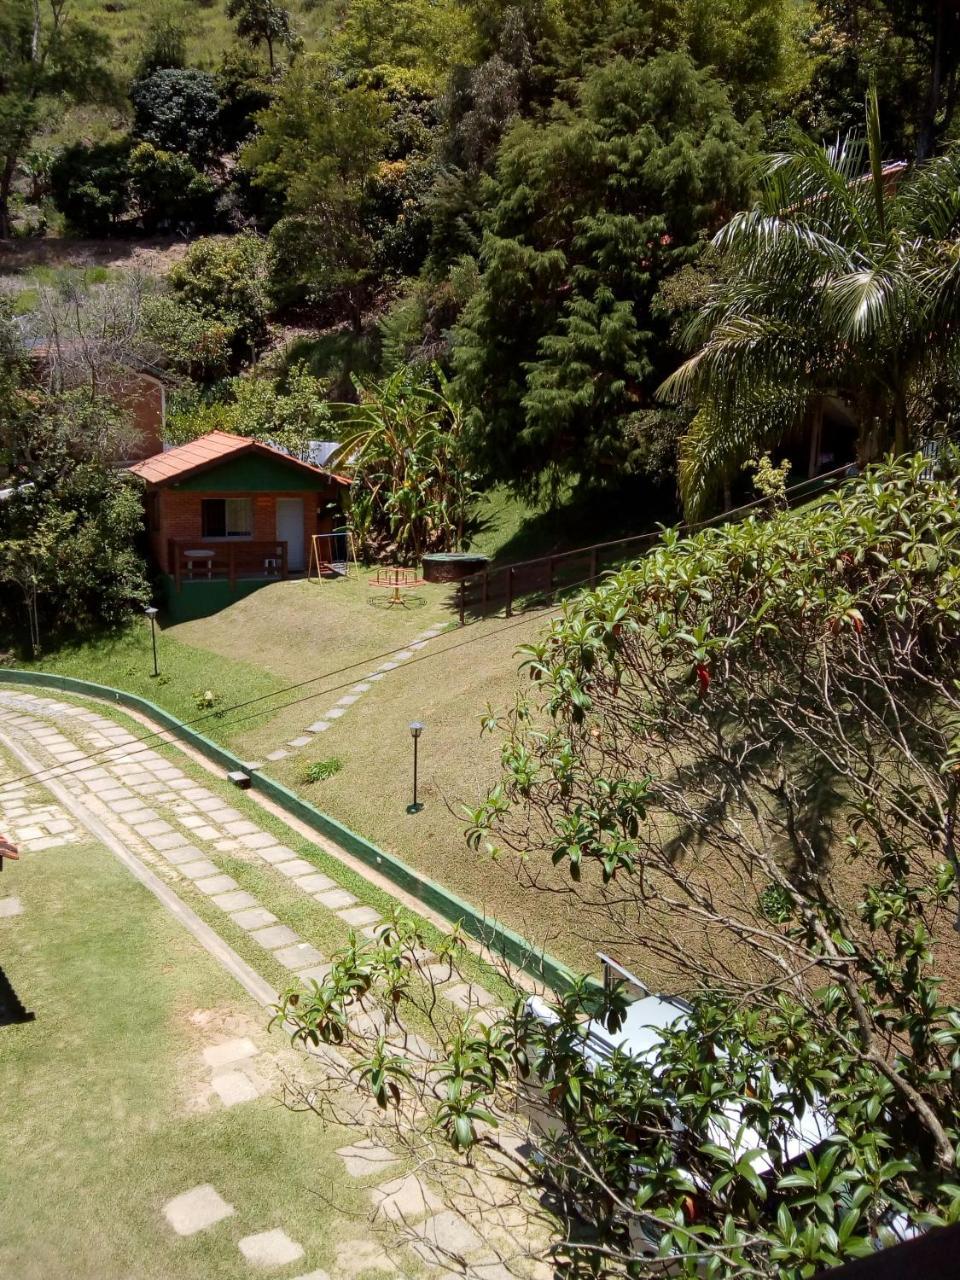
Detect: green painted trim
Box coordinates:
(174, 453, 335, 493)
(0, 669, 581, 994)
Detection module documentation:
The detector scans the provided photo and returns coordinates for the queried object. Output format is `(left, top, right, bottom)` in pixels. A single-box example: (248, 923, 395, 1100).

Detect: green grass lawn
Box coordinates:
(15, 562, 599, 969)
(0, 825, 387, 1280)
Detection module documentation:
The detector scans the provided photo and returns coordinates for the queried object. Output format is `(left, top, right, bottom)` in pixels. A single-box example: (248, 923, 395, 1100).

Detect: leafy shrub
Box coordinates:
(128, 141, 217, 233)
(168, 232, 269, 355)
(134, 13, 187, 79)
(192, 688, 223, 715)
(130, 68, 222, 164)
(300, 757, 343, 783)
(216, 44, 274, 150)
(49, 139, 131, 236)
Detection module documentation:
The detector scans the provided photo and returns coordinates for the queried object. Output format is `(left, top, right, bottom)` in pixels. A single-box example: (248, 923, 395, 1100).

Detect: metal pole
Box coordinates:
(150, 615, 159, 678)
(412, 734, 419, 809)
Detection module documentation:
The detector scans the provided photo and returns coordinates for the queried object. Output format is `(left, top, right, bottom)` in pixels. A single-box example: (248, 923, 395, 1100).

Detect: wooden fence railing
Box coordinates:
(168, 539, 289, 591)
(456, 465, 852, 624)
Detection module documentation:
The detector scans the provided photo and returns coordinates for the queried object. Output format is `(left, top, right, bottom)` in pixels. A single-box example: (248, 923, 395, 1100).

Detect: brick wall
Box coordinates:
(149, 486, 341, 573)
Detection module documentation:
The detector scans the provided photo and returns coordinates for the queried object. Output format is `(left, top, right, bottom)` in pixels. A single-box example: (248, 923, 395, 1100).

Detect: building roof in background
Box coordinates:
(127, 431, 349, 488)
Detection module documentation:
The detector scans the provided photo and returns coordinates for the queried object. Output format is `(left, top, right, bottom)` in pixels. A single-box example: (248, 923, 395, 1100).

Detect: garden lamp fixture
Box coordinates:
(144, 605, 159, 678)
(407, 721, 425, 814)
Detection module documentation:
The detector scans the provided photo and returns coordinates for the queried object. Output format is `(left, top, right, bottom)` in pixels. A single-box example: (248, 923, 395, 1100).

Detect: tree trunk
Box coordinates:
(266, 34, 275, 69)
(917, 0, 945, 160)
(0, 157, 16, 240)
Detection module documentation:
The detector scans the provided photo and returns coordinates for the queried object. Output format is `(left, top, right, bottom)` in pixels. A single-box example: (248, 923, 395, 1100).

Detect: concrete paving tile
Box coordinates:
(294, 873, 336, 893)
(443, 983, 498, 1011)
(0, 897, 23, 918)
(211, 1071, 259, 1107)
(274, 942, 324, 970)
(249, 924, 300, 949)
(202, 1038, 258, 1069)
(195, 875, 240, 896)
(409, 1211, 483, 1265)
(265, 750, 289, 761)
(296, 964, 331, 984)
(211, 890, 258, 911)
(258, 845, 299, 864)
(350, 683, 371, 693)
(336, 1139, 400, 1179)
(336, 695, 359, 707)
(314, 888, 356, 910)
(232, 907, 277, 930)
(238, 1229, 304, 1268)
(179, 859, 220, 880)
(287, 736, 313, 748)
(239, 832, 279, 851)
(337, 906, 381, 928)
(323, 707, 346, 720)
(307, 722, 331, 733)
(274, 858, 314, 877)
(222, 820, 259, 836)
(162, 1184, 234, 1236)
(371, 1173, 442, 1223)
(149, 832, 191, 852)
(191, 824, 221, 841)
(163, 844, 206, 865)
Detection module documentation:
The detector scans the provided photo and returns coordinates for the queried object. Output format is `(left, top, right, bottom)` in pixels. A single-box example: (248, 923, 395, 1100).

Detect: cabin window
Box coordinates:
(201, 497, 253, 538)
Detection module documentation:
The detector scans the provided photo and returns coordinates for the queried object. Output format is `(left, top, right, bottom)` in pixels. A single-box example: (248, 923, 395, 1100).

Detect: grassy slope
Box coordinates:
(18, 500, 618, 971)
(71, 0, 338, 76)
(0, 828, 379, 1280)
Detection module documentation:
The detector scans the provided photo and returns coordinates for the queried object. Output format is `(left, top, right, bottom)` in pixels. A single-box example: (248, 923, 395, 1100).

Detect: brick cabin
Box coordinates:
(128, 431, 349, 618)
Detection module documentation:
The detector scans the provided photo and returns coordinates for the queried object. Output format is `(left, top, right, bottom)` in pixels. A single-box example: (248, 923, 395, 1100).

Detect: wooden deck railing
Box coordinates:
(167, 539, 288, 591)
(455, 465, 852, 624)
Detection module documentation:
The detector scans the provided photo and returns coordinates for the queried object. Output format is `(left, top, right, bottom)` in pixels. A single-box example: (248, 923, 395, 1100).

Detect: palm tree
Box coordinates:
(660, 92, 960, 518)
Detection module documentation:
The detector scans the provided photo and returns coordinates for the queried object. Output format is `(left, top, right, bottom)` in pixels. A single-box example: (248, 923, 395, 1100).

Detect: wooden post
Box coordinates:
(506, 566, 514, 618)
(589, 547, 598, 586)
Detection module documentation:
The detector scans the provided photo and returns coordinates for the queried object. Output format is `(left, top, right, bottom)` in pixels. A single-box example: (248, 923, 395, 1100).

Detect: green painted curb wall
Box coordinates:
(0, 669, 580, 994)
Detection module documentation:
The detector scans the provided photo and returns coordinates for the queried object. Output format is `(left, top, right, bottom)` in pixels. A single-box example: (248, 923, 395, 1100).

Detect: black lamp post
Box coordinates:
(145, 605, 159, 678)
(407, 721, 425, 813)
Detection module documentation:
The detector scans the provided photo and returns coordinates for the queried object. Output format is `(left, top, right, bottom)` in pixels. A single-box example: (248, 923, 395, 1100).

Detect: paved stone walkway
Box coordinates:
(261, 625, 449, 766)
(0, 688, 525, 1278)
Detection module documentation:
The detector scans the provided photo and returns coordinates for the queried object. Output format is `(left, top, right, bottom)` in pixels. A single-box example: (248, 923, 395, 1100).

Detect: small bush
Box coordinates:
(300, 757, 343, 783)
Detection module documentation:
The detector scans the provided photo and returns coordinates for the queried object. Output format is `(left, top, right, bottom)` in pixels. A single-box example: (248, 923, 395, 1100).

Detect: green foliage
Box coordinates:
(167, 232, 270, 356)
(664, 98, 960, 516)
(130, 68, 221, 164)
(452, 50, 757, 497)
(330, 365, 476, 560)
(215, 43, 274, 150)
(166, 363, 330, 455)
(49, 138, 131, 236)
(133, 10, 187, 80)
(0, 0, 115, 236)
(227, 0, 300, 70)
(140, 295, 233, 381)
(279, 455, 960, 1275)
(243, 55, 390, 324)
(300, 756, 343, 783)
(128, 141, 217, 233)
(0, 390, 149, 648)
(332, 0, 473, 94)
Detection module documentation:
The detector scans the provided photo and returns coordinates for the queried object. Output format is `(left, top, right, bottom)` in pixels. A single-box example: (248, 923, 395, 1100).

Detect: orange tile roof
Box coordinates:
(127, 431, 349, 487)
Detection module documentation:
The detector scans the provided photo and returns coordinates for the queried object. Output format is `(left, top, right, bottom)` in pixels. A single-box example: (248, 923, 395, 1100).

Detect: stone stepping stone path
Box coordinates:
(238, 1228, 305, 1267)
(273, 624, 447, 759)
(163, 1184, 235, 1236)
